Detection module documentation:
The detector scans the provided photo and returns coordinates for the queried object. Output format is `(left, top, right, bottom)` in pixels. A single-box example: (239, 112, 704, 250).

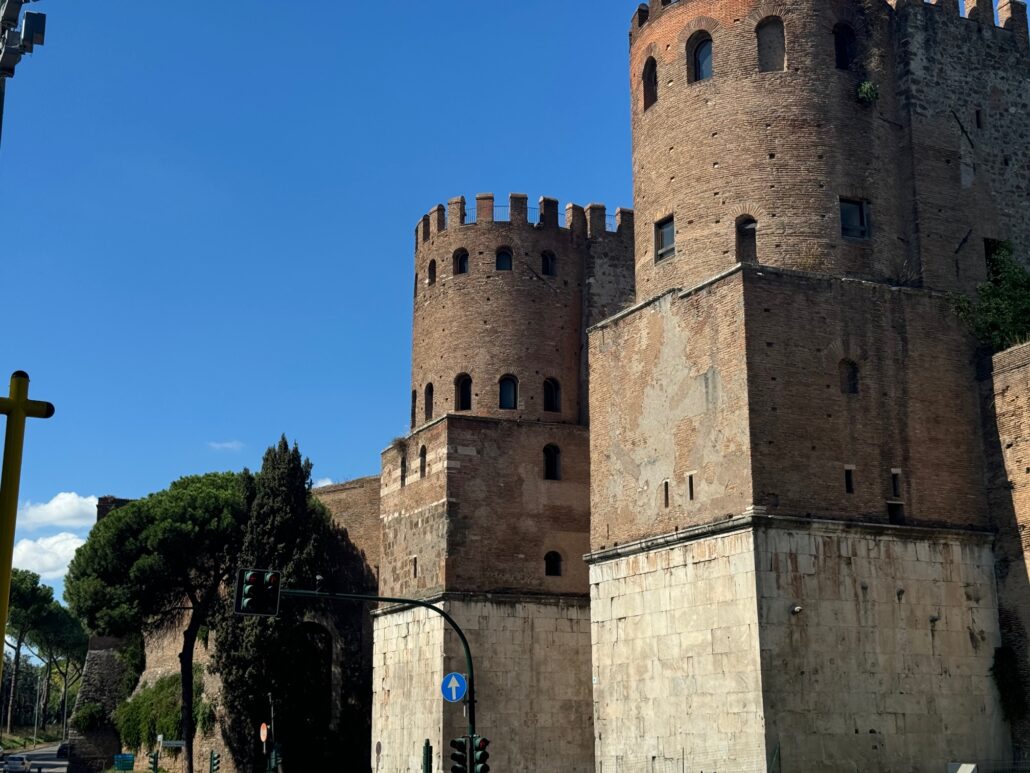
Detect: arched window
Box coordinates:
(545, 551, 563, 577)
(427, 260, 437, 285)
(400, 456, 407, 487)
(453, 249, 469, 275)
(834, 24, 856, 70)
(455, 374, 472, 411)
(419, 445, 427, 479)
(541, 251, 557, 276)
(543, 378, 561, 413)
(736, 217, 758, 263)
(643, 57, 658, 109)
(757, 17, 785, 72)
(688, 32, 713, 83)
(839, 360, 859, 395)
(424, 383, 434, 421)
(410, 389, 417, 429)
(499, 375, 518, 410)
(544, 444, 561, 480)
(495, 248, 513, 271)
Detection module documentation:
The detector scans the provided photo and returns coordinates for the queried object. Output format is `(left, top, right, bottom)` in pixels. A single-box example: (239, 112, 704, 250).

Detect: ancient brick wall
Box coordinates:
(744, 267, 989, 528)
(629, 0, 907, 302)
(983, 341, 1030, 756)
(372, 596, 593, 773)
(894, 0, 1030, 294)
(69, 637, 127, 773)
(589, 271, 753, 551)
(314, 474, 382, 582)
(757, 519, 1008, 771)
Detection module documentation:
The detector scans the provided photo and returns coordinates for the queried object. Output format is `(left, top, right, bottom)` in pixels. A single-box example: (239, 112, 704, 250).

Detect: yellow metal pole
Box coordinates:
(0, 371, 55, 693)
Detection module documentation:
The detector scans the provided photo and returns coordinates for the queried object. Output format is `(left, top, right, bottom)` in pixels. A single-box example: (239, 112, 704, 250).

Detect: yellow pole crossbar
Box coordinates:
(0, 371, 54, 690)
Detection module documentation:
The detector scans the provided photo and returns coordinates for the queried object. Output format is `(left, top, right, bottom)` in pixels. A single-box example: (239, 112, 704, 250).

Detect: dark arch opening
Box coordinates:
(455, 374, 472, 411)
(419, 445, 427, 478)
(757, 17, 785, 72)
(543, 378, 561, 413)
(643, 57, 658, 110)
(736, 216, 758, 263)
(424, 383, 434, 421)
(834, 24, 857, 70)
(427, 260, 436, 285)
(839, 360, 860, 395)
(541, 251, 557, 276)
(499, 375, 518, 410)
(688, 32, 713, 83)
(544, 444, 561, 481)
(276, 622, 333, 769)
(453, 249, 469, 275)
(495, 248, 513, 271)
(545, 551, 563, 577)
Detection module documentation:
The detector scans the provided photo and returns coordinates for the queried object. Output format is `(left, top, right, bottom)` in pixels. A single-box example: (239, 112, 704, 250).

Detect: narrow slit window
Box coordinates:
(656, 216, 676, 261)
(844, 467, 855, 494)
(891, 469, 902, 499)
(839, 360, 859, 395)
(688, 474, 695, 501)
(419, 445, 427, 479)
(663, 480, 670, 508)
(543, 378, 561, 413)
(544, 444, 561, 481)
(427, 260, 437, 285)
(412, 556, 418, 579)
(455, 374, 472, 411)
(424, 383, 434, 421)
(499, 375, 518, 410)
(410, 390, 417, 429)
(545, 551, 563, 577)
(400, 456, 407, 488)
(496, 248, 513, 271)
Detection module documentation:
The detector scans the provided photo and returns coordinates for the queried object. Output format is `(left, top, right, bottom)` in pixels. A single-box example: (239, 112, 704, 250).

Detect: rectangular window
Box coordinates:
(688, 473, 695, 501)
(663, 480, 670, 508)
(887, 502, 905, 525)
(891, 468, 902, 499)
(844, 467, 855, 495)
(840, 199, 870, 240)
(655, 216, 676, 261)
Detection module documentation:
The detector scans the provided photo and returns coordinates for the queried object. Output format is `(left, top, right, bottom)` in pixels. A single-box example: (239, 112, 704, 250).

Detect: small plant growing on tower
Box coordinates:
(857, 81, 879, 106)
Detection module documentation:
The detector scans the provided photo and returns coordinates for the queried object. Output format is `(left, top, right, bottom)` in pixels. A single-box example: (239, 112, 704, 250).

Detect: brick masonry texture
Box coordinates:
(315, 475, 382, 579)
(372, 596, 593, 773)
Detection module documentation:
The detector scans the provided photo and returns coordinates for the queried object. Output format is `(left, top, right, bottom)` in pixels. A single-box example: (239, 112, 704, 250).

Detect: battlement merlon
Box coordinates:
(413, 193, 634, 247)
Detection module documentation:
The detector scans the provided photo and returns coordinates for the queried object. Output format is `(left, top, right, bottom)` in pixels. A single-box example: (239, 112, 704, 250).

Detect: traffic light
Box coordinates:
(448, 736, 469, 773)
(148, 751, 159, 773)
(471, 736, 490, 773)
(210, 750, 221, 773)
(233, 568, 282, 616)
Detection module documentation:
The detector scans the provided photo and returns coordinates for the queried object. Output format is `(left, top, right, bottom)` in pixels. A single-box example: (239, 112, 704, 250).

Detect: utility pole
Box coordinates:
(0, 0, 47, 151)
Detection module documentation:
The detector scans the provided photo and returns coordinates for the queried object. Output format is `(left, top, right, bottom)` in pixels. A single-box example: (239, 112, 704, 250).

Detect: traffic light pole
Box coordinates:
(280, 588, 477, 737)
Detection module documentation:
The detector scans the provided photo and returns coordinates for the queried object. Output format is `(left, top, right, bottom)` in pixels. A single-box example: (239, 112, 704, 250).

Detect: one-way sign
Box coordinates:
(441, 672, 468, 703)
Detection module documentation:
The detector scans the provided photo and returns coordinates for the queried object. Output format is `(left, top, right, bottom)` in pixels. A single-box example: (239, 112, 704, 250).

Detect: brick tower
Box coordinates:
(372, 194, 633, 771)
(587, 0, 1030, 770)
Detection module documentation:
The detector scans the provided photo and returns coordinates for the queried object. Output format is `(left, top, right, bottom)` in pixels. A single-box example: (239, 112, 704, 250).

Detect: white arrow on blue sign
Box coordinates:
(441, 672, 468, 703)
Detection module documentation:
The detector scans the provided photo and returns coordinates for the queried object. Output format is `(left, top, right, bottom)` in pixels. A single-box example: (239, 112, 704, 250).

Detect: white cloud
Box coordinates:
(17, 492, 97, 530)
(13, 532, 86, 580)
(314, 478, 334, 488)
(208, 440, 244, 451)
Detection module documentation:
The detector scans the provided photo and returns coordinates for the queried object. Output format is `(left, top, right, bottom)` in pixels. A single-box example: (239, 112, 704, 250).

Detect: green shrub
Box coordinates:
(114, 667, 216, 751)
(954, 243, 1030, 352)
(71, 702, 107, 732)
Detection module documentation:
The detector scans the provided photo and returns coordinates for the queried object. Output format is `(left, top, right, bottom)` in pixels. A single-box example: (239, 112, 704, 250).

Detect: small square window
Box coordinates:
(656, 217, 676, 261)
(840, 199, 870, 240)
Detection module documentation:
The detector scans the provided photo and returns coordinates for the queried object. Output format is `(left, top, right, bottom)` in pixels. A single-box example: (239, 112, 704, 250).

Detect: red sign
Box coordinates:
(260, 722, 269, 743)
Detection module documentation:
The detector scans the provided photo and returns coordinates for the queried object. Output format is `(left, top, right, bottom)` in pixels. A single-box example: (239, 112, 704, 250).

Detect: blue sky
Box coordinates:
(2, 1, 635, 599)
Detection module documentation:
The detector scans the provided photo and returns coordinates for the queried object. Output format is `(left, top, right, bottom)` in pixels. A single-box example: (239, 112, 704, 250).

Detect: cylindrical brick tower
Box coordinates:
(411, 193, 592, 428)
(629, 0, 906, 301)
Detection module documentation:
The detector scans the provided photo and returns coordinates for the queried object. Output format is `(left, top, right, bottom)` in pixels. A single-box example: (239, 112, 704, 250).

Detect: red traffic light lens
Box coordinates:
(473, 738, 489, 751)
(264, 571, 280, 587)
(245, 571, 261, 584)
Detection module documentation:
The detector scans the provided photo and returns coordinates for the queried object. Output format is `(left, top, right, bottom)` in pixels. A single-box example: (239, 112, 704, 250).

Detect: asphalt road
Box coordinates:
(3, 745, 67, 772)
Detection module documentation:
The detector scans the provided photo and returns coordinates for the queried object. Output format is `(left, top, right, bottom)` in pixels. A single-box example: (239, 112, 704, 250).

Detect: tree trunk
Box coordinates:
(40, 660, 52, 730)
(57, 662, 68, 740)
(180, 616, 202, 773)
(6, 634, 24, 734)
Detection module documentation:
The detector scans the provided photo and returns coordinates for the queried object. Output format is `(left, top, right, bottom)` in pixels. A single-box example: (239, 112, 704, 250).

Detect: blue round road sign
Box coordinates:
(441, 672, 468, 703)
